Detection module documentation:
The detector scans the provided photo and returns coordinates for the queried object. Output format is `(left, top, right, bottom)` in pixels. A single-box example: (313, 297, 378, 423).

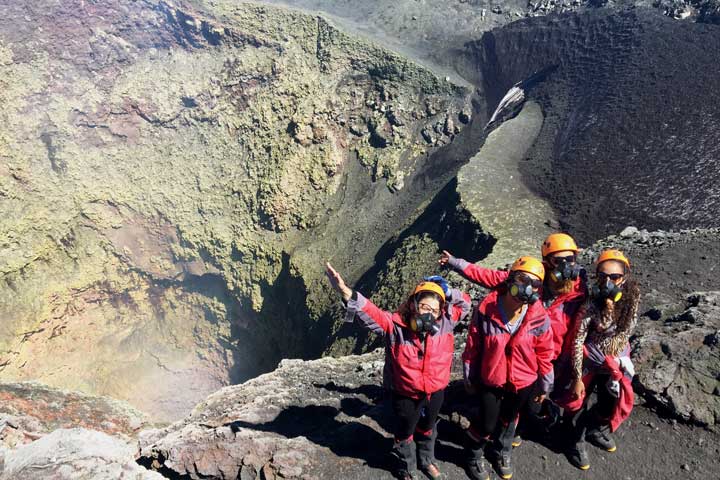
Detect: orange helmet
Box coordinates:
(413, 281, 446, 302)
(596, 249, 630, 270)
(541, 233, 579, 257)
(510, 256, 545, 282)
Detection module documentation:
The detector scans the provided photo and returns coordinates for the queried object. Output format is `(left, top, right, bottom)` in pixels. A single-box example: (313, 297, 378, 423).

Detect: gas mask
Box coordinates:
(591, 278, 623, 303)
(410, 312, 440, 335)
(509, 277, 540, 304)
(549, 259, 580, 282)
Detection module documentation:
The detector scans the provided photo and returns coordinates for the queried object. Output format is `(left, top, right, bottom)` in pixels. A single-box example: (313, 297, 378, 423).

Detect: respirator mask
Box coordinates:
(509, 273, 541, 304)
(410, 312, 440, 335)
(549, 255, 580, 282)
(591, 274, 624, 303)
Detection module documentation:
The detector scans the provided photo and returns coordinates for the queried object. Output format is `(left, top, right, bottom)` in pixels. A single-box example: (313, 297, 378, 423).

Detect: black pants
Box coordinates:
(468, 384, 534, 454)
(571, 374, 617, 442)
(392, 390, 445, 440)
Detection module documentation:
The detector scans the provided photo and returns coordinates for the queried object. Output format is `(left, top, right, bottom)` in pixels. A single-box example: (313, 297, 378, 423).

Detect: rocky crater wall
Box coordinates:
(0, 0, 479, 420)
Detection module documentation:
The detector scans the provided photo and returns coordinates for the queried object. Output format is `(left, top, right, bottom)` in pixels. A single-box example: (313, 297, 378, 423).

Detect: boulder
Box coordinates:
(0, 428, 163, 480)
(633, 292, 720, 427)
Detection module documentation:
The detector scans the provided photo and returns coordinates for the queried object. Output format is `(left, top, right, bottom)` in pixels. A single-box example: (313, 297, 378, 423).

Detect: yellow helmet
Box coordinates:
(596, 249, 630, 270)
(413, 281, 446, 302)
(510, 256, 545, 282)
(541, 233, 579, 257)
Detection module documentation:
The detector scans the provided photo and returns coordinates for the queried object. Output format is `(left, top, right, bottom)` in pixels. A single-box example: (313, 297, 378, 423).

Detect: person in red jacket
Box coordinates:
(325, 263, 471, 480)
(441, 234, 587, 436)
(440, 255, 553, 480)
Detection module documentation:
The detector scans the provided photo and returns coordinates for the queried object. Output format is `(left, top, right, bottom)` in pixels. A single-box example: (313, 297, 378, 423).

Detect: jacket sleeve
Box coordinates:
(535, 316, 555, 393)
(461, 310, 482, 369)
(345, 291, 394, 336)
(447, 255, 509, 288)
(447, 288, 472, 323)
(557, 300, 584, 359)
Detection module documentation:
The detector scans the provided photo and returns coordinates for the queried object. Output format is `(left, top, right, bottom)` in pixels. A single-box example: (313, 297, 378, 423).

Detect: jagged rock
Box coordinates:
(0, 428, 163, 480)
(136, 347, 720, 479)
(633, 292, 720, 427)
(138, 352, 391, 479)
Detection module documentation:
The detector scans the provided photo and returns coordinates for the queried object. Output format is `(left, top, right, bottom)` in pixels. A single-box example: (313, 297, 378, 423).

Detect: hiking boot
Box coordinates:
(586, 427, 617, 452)
(420, 463, 442, 479)
(567, 441, 590, 471)
(395, 469, 415, 480)
(392, 438, 416, 478)
(466, 457, 490, 480)
(511, 434, 522, 448)
(496, 450, 513, 479)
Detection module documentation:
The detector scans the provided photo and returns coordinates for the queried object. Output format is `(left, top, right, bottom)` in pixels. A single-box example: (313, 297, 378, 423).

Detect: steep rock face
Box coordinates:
(0, 0, 472, 420)
(467, 8, 720, 243)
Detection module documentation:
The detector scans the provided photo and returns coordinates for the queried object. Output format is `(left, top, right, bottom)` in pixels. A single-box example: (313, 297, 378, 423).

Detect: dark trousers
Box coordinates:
(571, 374, 617, 443)
(391, 390, 444, 471)
(392, 390, 445, 439)
(468, 384, 534, 455)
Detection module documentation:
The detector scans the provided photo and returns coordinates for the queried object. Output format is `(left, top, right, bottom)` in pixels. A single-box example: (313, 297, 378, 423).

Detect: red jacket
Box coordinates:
(462, 289, 555, 392)
(346, 289, 471, 398)
(448, 256, 586, 359)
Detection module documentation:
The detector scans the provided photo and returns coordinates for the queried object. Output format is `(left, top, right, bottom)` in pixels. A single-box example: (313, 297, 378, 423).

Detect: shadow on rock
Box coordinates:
(227, 404, 393, 471)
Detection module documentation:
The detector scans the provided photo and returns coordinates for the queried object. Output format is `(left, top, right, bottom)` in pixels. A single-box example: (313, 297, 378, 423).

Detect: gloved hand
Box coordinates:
(423, 275, 451, 298)
(618, 355, 635, 378)
(606, 378, 620, 398)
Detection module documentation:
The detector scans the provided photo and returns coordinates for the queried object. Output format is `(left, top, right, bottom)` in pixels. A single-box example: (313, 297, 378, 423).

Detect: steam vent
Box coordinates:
(0, 0, 718, 478)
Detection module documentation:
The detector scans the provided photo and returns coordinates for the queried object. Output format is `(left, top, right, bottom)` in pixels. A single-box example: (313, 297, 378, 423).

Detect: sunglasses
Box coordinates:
(418, 303, 441, 316)
(549, 254, 576, 265)
(597, 272, 624, 281)
(514, 273, 542, 289)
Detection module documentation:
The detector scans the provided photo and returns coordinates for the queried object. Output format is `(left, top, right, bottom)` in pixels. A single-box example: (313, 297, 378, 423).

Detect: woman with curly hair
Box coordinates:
(563, 249, 640, 470)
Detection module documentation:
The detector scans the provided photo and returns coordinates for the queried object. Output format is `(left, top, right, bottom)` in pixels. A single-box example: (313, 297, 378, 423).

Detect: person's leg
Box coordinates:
(566, 376, 601, 470)
(492, 385, 534, 479)
(415, 390, 444, 478)
(465, 386, 502, 480)
(515, 379, 549, 446)
(586, 374, 618, 452)
(392, 393, 423, 477)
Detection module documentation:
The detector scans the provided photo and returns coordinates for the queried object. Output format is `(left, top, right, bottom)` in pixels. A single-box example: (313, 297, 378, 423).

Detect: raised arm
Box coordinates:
(325, 263, 394, 335)
(447, 287, 472, 322)
(439, 250, 509, 288)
